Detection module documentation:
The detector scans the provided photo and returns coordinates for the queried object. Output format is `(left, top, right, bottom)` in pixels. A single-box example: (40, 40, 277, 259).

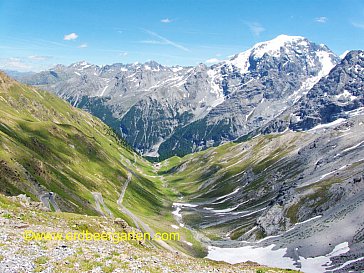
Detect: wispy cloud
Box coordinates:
(161, 18, 173, 23)
(140, 40, 166, 45)
(78, 43, 88, 48)
(315, 16, 328, 23)
(352, 22, 364, 29)
(0, 57, 32, 71)
(246, 22, 265, 36)
(114, 28, 124, 34)
(143, 29, 190, 52)
(63, 33, 78, 41)
(119, 52, 128, 56)
(205, 58, 221, 64)
(28, 55, 52, 61)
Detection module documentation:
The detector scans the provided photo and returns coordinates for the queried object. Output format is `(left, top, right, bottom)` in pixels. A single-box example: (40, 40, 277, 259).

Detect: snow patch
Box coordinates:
(341, 140, 364, 153)
(340, 50, 350, 59)
(213, 188, 240, 202)
(316, 50, 335, 76)
(295, 215, 322, 226)
(335, 89, 358, 101)
(252, 34, 306, 58)
(99, 85, 109, 96)
(172, 202, 198, 218)
(207, 244, 295, 269)
(308, 118, 346, 131)
(227, 49, 252, 74)
(171, 66, 183, 72)
(207, 242, 350, 273)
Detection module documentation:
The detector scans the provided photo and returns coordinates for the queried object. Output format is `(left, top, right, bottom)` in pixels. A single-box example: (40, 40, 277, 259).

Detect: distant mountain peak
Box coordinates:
(143, 60, 165, 71)
(70, 61, 95, 71)
(227, 34, 337, 76)
(252, 34, 307, 57)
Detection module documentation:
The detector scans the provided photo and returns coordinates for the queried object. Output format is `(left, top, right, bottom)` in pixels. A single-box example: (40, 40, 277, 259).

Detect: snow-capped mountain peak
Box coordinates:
(225, 35, 337, 80)
(226, 35, 309, 74)
(252, 34, 306, 58)
(19, 35, 343, 158)
(70, 61, 95, 71)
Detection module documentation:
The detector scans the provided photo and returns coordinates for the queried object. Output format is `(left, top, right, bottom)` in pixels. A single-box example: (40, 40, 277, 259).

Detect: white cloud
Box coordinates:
(63, 33, 78, 41)
(205, 58, 221, 64)
(143, 29, 190, 52)
(119, 52, 128, 56)
(352, 22, 364, 29)
(140, 40, 166, 45)
(78, 43, 88, 48)
(28, 55, 52, 61)
(246, 22, 265, 36)
(315, 16, 328, 23)
(161, 18, 173, 23)
(0, 57, 32, 71)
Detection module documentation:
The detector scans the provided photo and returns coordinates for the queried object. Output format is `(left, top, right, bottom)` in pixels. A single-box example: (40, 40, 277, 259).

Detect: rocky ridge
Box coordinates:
(17, 35, 340, 158)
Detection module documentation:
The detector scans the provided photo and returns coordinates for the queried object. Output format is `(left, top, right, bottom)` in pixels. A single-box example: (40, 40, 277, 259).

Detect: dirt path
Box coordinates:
(40, 192, 61, 212)
(117, 170, 177, 253)
(117, 172, 132, 205)
(91, 192, 113, 217)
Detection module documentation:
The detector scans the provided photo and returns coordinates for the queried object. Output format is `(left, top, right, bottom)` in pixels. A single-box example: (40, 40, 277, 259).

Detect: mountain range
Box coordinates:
(17, 34, 344, 159)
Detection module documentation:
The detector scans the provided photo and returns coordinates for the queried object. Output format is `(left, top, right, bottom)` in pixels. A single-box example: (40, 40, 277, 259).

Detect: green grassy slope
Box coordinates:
(0, 71, 144, 214)
(0, 71, 204, 255)
(158, 132, 316, 240)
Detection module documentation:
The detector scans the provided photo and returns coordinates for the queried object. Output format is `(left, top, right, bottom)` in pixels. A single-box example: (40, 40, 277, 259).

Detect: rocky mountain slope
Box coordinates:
(260, 50, 364, 134)
(159, 35, 339, 158)
(18, 35, 340, 159)
(160, 112, 364, 272)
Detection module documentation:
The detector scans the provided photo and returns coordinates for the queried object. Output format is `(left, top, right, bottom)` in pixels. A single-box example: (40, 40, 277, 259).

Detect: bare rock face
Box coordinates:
(159, 36, 340, 158)
(17, 35, 340, 158)
(262, 50, 364, 134)
(256, 204, 290, 236)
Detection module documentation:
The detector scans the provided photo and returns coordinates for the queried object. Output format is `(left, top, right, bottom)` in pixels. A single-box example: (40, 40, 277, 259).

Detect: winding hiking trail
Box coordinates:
(117, 162, 177, 253)
(40, 192, 61, 212)
(117, 172, 132, 206)
(91, 192, 113, 217)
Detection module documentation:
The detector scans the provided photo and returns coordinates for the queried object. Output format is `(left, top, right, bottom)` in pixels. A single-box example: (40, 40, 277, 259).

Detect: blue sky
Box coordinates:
(0, 0, 363, 71)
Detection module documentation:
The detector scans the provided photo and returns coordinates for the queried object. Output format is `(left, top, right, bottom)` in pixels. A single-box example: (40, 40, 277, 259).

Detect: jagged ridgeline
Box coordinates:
(17, 35, 342, 159)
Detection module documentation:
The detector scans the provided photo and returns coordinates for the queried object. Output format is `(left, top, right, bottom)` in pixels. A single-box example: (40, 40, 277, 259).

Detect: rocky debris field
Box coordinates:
(0, 194, 296, 273)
